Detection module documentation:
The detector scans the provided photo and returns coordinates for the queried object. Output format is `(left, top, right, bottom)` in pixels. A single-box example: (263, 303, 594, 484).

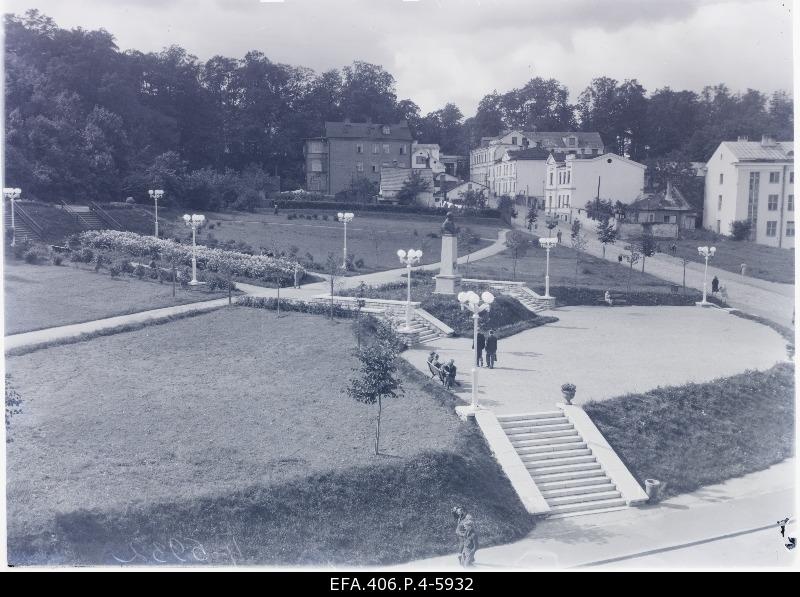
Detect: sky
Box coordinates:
(2, 0, 795, 115)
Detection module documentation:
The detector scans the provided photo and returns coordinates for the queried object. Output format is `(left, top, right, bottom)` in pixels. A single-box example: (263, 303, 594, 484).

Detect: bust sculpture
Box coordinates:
(441, 211, 457, 235)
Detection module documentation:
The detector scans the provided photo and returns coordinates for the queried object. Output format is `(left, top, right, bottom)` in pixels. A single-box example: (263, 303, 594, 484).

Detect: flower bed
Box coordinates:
(75, 230, 306, 284)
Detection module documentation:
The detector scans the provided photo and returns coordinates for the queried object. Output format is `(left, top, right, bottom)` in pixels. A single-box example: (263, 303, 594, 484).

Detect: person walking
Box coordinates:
(485, 330, 498, 369)
(617, 254, 623, 264)
(712, 275, 720, 295)
(453, 507, 478, 568)
(740, 263, 747, 278)
(443, 359, 457, 390)
(556, 229, 562, 244)
(293, 263, 301, 289)
(670, 243, 677, 256)
(474, 330, 486, 367)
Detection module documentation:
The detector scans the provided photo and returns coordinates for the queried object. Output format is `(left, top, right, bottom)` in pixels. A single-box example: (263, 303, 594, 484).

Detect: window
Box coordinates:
(310, 141, 323, 153)
(382, 126, 390, 135)
(568, 137, 577, 147)
(769, 172, 780, 183)
(383, 144, 390, 154)
(549, 173, 553, 185)
(511, 136, 518, 145)
(648, 213, 655, 222)
(356, 144, 363, 154)
(718, 195, 723, 211)
(719, 173, 724, 184)
(416, 156, 427, 165)
(787, 221, 795, 237)
(311, 159, 322, 173)
(372, 164, 378, 173)
(400, 144, 406, 155)
(748, 172, 760, 237)
(664, 214, 672, 223)
(789, 195, 794, 211)
(790, 171, 794, 184)
(768, 195, 779, 210)
(766, 221, 777, 237)
(373, 144, 379, 154)
(356, 161, 363, 172)
(592, 148, 598, 155)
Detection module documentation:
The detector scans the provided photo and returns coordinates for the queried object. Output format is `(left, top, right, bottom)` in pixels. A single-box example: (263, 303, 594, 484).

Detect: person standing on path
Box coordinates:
(453, 507, 478, 568)
(712, 275, 720, 295)
(473, 330, 486, 367)
(556, 229, 562, 244)
(741, 263, 747, 278)
(485, 330, 498, 369)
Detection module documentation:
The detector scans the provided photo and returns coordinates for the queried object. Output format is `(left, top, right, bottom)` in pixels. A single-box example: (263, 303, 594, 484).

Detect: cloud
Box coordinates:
(4, 0, 792, 115)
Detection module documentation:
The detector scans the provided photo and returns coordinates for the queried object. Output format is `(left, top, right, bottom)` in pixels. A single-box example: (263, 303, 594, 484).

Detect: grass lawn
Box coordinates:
(5, 307, 534, 565)
(3, 261, 228, 335)
(668, 234, 794, 284)
(466, 231, 703, 300)
(179, 209, 500, 275)
(583, 363, 794, 499)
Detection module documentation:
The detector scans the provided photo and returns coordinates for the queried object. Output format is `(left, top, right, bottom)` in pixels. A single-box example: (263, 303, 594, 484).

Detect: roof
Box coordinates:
(628, 183, 694, 212)
(324, 121, 413, 141)
(490, 131, 604, 149)
(722, 140, 794, 162)
(446, 181, 488, 194)
(380, 167, 433, 193)
(507, 148, 552, 161)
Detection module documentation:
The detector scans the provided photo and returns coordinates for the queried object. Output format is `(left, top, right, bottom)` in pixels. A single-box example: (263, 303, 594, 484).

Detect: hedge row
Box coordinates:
(269, 199, 501, 219)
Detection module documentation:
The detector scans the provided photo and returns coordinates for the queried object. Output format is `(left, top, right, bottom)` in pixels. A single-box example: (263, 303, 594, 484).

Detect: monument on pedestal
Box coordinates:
(434, 211, 462, 294)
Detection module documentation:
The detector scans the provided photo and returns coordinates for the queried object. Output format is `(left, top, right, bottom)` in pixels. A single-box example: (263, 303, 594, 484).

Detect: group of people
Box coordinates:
(473, 329, 498, 369)
(427, 352, 458, 389)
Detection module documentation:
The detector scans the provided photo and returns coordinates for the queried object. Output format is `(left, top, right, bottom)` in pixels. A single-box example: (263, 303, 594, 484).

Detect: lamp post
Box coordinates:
(539, 237, 558, 299)
(337, 212, 354, 268)
(183, 214, 206, 285)
(397, 248, 423, 331)
(148, 189, 164, 237)
(697, 245, 716, 306)
(457, 290, 494, 411)
(3, 187, 21, 247)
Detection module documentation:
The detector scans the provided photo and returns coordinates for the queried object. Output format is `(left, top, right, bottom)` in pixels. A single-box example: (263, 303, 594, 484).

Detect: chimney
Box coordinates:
(761, 134, 776, 147)
(737, 135, 749, 142)
(666, 179, 673, 197)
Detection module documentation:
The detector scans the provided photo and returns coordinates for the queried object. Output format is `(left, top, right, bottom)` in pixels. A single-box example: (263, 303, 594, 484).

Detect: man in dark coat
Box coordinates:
(453, 506, 478, 567)
(485, 330, 498, 369)
(474, 331, 486, 367)
(443, 359, 457, 390)
(712, 275, 720, 294)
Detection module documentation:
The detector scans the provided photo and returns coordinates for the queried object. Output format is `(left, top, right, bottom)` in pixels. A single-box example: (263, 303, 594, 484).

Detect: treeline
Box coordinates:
(3, 10, 794, 209)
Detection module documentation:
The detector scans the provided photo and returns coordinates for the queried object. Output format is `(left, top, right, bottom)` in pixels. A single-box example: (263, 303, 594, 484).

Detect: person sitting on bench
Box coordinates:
(442, 359, 457, 390)
(604, 290, 614, 306)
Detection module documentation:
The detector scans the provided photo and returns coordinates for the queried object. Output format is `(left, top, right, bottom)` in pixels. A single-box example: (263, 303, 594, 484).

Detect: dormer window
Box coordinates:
(382, 126, 391, 135)
(511, 136, 518, 145)
(568, 136, 577, 147)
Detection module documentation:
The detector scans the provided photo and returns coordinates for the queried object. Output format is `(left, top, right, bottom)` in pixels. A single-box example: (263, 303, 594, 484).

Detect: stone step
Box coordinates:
(501, 417, 570, 433)
(508, 424, 574, 441)
(497, 412, 563, 422)
(536, 474, 612, 491)
(510, 432, 581, 447)
(526, 455, 597, 472)
(520, 447, 592, 463)
(541, 482, 616, 500)
(515, 441, 587, 455)
(546, 489, 622, 507)
(547, 497, 627, 516)
(531, 465, 604, 482)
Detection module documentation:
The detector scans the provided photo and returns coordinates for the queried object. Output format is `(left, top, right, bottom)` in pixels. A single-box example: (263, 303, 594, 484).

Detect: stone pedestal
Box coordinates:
(434, 233, 461, 294)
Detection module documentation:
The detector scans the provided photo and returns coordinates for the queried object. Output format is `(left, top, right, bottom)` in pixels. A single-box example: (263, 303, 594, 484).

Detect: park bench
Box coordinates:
(50, 245, 70, 253)
(597, 291, 628, 306)
(427, 361, 461, 387)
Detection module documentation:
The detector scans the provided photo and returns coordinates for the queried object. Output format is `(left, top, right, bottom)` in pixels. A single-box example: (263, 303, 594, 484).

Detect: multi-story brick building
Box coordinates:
(304, 120, 414, 195)
(703, 136, 794, 248)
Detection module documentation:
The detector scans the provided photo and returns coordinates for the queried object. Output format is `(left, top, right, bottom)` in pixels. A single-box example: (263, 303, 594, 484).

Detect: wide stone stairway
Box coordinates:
(496, 411, 628, 517)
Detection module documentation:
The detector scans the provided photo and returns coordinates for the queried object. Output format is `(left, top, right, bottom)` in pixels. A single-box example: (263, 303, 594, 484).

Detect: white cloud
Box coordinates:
(4, 0, 793, 114)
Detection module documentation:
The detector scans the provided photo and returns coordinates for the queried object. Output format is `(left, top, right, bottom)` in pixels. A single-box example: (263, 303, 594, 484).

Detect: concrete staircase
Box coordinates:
(62, 204, 105, 230)
(497, 411, 627, 517)
(386, 312, 444, 344)
(504, 286, 554, 313)
(4, 209, 40, 243)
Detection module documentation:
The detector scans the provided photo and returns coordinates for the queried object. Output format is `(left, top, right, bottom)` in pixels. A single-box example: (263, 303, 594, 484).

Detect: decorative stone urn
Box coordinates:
(561, 383, 576, 405)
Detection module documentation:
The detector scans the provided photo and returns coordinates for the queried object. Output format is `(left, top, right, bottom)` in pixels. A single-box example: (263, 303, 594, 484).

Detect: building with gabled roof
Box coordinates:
(703, 136, 794, 248)
(617, 182, 697, 239)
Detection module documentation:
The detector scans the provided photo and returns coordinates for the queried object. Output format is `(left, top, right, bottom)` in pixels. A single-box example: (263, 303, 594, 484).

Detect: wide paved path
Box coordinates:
(532, 216, 794, 329)
(401, 458, 796, 569)
(404, 305, 790, 414)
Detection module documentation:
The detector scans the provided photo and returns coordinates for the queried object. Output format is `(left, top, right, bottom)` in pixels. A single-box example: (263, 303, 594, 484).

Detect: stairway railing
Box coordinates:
(61, 200, 93, 229)
(6, 202, 45, 240)
(89, 201, 123, 229)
